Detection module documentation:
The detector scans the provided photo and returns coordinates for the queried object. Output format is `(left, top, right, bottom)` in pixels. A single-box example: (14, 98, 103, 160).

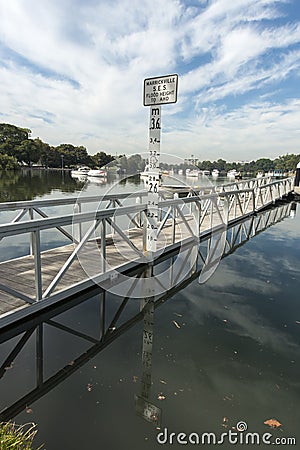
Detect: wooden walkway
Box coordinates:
(0, 176, 294, 320)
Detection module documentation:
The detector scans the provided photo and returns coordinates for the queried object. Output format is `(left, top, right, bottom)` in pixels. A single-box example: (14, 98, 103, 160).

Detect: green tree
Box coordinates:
(92, 151, 115, 168)
(0, 154, 19, 170)
(16, 139, 41, 166)
(55, 144, 93, 167)
(127, 154, 143, 173)
(253, 158, 274, 172)
(0, 123, 31, 147)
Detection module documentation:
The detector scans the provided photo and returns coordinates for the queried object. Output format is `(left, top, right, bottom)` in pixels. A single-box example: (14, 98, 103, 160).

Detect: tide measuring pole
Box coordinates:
(143, 74, 178, 254)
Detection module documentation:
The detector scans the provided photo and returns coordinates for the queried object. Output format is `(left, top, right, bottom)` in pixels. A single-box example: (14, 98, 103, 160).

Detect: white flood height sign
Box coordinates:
(144, 105, 161, 253)
(143, 74, 178, 106)
(143, 74, 178, 254)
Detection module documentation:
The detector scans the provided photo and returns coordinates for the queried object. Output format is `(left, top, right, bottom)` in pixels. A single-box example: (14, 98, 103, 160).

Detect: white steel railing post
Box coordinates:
(100, 219, 106, 273)
(73, 202, 82, 242)
(29, 207, 34, 256)
(32, 229, 42, 300)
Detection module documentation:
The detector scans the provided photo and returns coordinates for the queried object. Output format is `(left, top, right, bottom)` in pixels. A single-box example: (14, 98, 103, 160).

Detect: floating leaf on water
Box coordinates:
(222, 417, 228, 428)
(264, 419, 282, 428)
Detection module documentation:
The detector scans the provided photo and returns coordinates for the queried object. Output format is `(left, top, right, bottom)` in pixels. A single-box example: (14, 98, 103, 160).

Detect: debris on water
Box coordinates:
(4, 362, 14, 370)
(174, 313, 183, 317)
(223, 319, 228, 323)
(132, 375, 138, 383)
(172, 320, 181, 329)
(222, 417, 228, 428)
(25, 405, 33, 414)
(264, 419, 282, 429)
(159, 380, 167, 384)
(87, 383, 93, 392)
(296, 321, 300, 325)
(158, 394, 166, 401)
(68, 360, 75, 366)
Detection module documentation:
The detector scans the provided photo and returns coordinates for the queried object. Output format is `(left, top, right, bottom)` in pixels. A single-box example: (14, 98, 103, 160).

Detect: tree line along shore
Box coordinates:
(0, 123, 299, 174)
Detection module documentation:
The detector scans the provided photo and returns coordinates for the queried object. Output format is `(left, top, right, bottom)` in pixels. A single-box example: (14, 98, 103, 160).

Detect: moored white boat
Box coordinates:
(71, 166, 90, 176)
(201, 170, 210, 176)
(211, 169, 219, 178)
(227, 169, 242, 180)
(88, 169, 107, 177)
(227, 169, 238, 179)
(186, 169, 200, 177)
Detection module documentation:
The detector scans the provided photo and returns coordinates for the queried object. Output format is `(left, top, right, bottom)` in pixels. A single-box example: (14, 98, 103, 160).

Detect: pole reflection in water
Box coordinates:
(134, 296, 161, 427)
(0, 200, 298, 445)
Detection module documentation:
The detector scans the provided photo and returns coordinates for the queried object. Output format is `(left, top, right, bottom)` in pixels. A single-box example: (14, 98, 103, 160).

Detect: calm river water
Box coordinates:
(0, 169, 299, 449)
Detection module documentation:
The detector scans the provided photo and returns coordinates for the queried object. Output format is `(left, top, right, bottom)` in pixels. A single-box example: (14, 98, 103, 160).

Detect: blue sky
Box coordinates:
(0, 0, 300, 161)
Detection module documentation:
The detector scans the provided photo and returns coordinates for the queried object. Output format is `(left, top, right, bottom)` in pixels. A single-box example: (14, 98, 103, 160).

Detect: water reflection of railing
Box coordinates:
(0, 201, 296, 422)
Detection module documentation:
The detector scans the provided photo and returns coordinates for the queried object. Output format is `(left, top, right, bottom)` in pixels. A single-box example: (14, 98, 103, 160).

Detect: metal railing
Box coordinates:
(0, 200, 296, 421)
(0, 176, 294, 306)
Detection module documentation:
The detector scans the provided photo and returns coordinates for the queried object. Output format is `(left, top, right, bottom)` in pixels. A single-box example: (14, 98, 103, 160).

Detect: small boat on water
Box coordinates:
(227, 169, 242, 180)
(71, 166, 90, 176)
(211, 169, 219, 178)
(88, 168, 107, 177)
(186, 169, 200, 177)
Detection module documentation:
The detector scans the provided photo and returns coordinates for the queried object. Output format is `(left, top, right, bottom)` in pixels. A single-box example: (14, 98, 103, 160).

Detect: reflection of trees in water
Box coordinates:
(0, 169, 84, 202)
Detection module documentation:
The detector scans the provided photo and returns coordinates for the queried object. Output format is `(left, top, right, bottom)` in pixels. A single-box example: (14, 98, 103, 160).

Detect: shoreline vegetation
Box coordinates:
(0, 123, 299, 174)
(0, 421, 42, 449)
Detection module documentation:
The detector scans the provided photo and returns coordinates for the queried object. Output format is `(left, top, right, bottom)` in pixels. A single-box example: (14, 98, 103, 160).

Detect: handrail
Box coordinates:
(0, 179, 294, 239)
(0, 192, 147, 212)
(0, 189, 257, 238)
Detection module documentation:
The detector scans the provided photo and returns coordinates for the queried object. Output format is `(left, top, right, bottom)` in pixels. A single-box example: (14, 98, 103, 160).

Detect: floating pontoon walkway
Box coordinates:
(0, 176, 294, 322)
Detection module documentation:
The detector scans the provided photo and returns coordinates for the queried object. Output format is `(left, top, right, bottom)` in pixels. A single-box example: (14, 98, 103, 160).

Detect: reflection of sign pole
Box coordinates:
(143, 74, 178, 255)
(135, 297, 161, 427)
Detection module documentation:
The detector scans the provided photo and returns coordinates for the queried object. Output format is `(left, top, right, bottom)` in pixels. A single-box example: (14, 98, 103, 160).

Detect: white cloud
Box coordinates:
(0, 0, 300, 159)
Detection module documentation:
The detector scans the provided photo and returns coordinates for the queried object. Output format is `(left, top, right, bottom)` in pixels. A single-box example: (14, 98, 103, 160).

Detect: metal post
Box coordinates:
(29, 207, 34, 256)
(99, 291, 106, 339)
(294, 162, 300, 194)
(36, 324, 43, 386)
(32, 229, 42, 300)
(100, 219, 106, 273)
(145, 105, 161, 255)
